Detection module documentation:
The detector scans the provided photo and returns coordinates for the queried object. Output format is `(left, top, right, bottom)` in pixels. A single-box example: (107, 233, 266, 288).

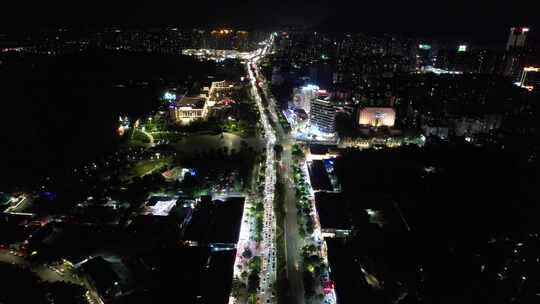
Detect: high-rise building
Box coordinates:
(506, 27, 529, 51)
(416, 44, 433, 70)
(292, 84, 319, 114)
(504, 27, 530, 79)
(310, 98, 336, 134)
(518, 66, 540, 91)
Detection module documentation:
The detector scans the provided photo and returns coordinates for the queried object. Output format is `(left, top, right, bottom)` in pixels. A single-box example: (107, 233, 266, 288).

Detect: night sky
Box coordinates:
(2, 0, 539, 44)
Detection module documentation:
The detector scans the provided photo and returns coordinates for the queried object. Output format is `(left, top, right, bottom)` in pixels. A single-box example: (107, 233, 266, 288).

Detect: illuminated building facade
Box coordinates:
(358, 107, 396, 127)
(504, 27, 530, 79)
(208, 80, 237, 106)
(416, 44, 433, 70)
(506, 27, 529, 51)
(293, 84, 319, 114)
(310, 98, 336, 133)
(518, 67, 540, 91)
(172, 96, 208, 125)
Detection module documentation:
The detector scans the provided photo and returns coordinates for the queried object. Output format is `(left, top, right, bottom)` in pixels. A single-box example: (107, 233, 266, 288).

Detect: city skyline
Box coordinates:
(2, 1, 539, 44)
(1, 3, 540, 304)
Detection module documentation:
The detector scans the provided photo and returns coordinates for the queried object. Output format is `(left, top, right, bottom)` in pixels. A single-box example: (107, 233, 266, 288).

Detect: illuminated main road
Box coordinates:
(257, 68, 306, 304)
(206, 34, 311, 304)
(247, 35, 278, 304)
(252, 36, 307, 304)
(228, 35, 278, 304)
(256, 42, 336, 304)
(187, 33, 334, 304)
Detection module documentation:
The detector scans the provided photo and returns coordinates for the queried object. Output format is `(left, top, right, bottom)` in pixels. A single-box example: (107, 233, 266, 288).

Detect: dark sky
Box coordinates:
(2, 0, 538, 43)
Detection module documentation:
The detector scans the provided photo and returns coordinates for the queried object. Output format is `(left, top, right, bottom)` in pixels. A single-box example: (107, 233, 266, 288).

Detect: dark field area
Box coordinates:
(0, 51, 215, 189)
(330, 144, 540, 304)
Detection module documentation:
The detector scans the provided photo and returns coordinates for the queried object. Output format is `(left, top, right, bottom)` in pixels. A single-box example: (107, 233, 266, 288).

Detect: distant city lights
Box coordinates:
(423, 66, 463, 75)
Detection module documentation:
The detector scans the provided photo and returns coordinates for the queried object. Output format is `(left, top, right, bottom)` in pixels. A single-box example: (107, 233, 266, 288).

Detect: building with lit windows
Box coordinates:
(518, 66, 540, 91)
(506, 27, 529, 50)
(292, 84, 319, 114)
(310, 98, 336, 134)
(416, 44, 433, 70)
(172, 96, 208, 125)
(504, 27, 530, 79)
(358, 107, 396, 127)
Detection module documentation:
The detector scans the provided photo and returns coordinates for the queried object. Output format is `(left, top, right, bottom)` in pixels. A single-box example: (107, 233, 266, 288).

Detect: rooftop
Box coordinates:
(145, 196, 177, 216)
(307, 160, 333, 192)
(177, 96, 206, 109)
(309, 144, 329, 155)
(315, 192, 351, 230)
(82, 257, 120, 296)
(182, 197, 244, 244)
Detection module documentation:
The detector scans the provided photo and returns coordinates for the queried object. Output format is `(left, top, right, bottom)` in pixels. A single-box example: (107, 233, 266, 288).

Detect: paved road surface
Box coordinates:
(281, 142, 306, 304)
(262, 84, 306, 304)
(0, 249, 77, 284)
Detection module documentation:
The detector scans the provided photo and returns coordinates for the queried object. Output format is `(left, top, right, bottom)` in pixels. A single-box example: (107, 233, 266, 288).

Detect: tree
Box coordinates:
(303, 269, 315, 297)
(241, 270, 249, 280)
(302, 244, 317, 256)
(247, 293, 258, 304)
(249, 256, 262, 273)
(242, 248, 253, 259)
(292, 144, 305, 159)
(41, 281, 87, 304)
(0, 263, 44, 303)
(299, 226, 306, 238)
(231, 277, 246, 298)
(247, 272, 260, 293)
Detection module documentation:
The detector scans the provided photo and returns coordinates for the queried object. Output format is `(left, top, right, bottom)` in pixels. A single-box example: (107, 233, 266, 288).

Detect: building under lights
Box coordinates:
(504, 27, 530, 79)
(358, 107, 396, 127)
(518, 67, 540, 91)
(310, 98, 336, 134)
(171, 96, 209, 125)
(416, 43, 433, 70)
(292, 84, 320, 114)
(506, 27, 529, 51)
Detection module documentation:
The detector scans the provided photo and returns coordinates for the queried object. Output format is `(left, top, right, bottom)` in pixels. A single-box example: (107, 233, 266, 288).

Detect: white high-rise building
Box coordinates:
(504, 27, 530, 79)
(310, 98, 336, 134)
(292, 84, 319, 114)
(506, 27, 529, 51)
